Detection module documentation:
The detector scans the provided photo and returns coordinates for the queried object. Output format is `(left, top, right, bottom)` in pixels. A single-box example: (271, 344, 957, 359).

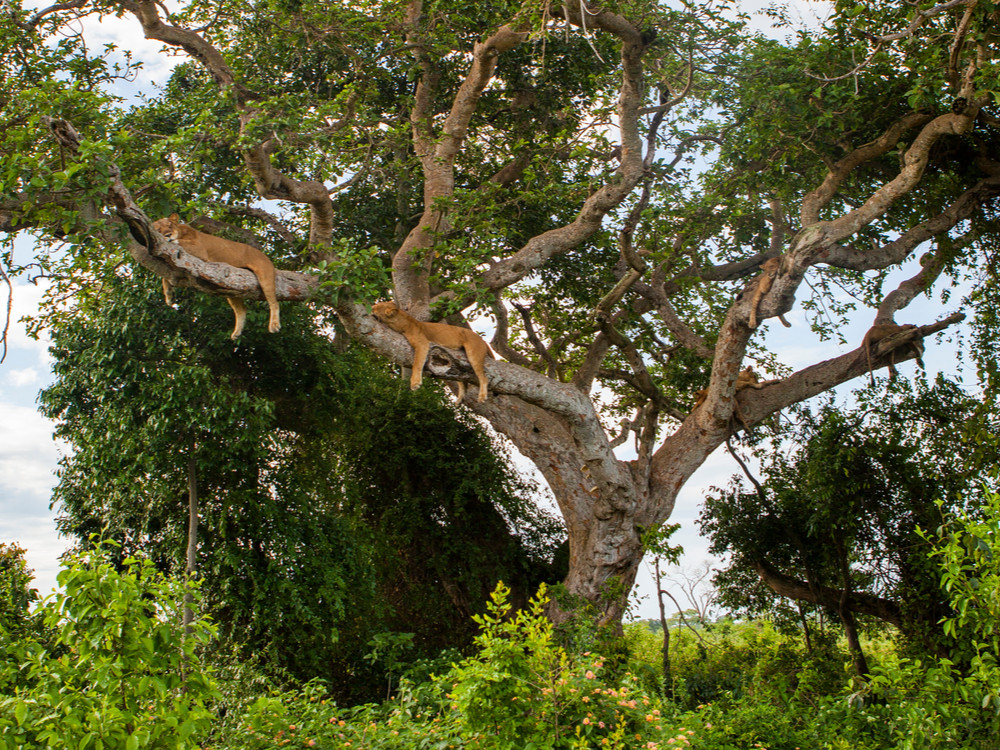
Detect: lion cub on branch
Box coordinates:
(372, 301, 492, 402)
(153, 214, 280, 339)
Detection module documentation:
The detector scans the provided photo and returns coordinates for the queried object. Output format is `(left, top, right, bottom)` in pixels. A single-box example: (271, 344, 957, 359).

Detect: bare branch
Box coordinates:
(0, 261, 11, 364)
(488, 294, 540, 369)
(9, 0, 87, 30)
(573, 331, 613, 393)
(212, 204, 299, 247)
(864, 0, 972, 43)
(631, 280, 714, 358)
(513, 302, 561, 378)
(804, 41, 883, 83)
(598, 320, 661, 402)
(947, 2, 977, 89)
(120, 0, 253, 101)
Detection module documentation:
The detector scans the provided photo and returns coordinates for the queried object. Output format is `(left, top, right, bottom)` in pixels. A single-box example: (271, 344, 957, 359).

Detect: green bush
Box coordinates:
(0, 545, 218, 750)
(222, 584, 684, 749)
(814, 491, 1000, 750)
(625, 616, 850, 711)
(5, 489, 998, 750)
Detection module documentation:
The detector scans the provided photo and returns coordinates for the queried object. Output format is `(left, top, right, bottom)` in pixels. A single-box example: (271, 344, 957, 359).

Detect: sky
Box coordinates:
(0, 270, 64, 593)
(2, 0, 951, 623)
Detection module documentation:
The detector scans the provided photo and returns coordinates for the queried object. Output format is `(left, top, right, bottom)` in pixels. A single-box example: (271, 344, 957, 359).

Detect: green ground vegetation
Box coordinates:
(2, 489, 998, 750)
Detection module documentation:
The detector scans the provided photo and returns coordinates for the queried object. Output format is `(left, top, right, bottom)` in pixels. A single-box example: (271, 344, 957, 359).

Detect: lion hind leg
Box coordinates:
(266, 301, 281, 333)
(248, 263, 280, 333)
(227, 297, 247, 340)
(466, 341, 490, 402)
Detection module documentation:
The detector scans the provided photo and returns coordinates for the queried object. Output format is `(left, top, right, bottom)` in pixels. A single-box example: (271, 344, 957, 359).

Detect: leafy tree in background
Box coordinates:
(0, 543, 40, 671)
(4, 0, 1000, 626)
(39, 274, 561, 701)
(701, 377, 999, 673)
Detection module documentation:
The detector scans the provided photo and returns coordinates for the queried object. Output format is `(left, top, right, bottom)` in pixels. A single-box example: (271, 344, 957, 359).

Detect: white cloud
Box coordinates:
(0, 403, 61, 496)
(4, 368, 39, 387)
(0, 518, 68, 599)
(0, 401, 68, 598)
(5, 265, 52, 366)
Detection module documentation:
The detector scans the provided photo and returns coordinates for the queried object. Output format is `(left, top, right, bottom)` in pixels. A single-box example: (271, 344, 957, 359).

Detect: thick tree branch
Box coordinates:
(342, 299, 636, 510)
(40, 116, 316, 302)
(800, 112, 934, 226)
(821, 173, 1000, 271)
(120, 0, 253, 101)
(735, 314, 963, 428)
(120, 0, 336, 252)
(239, 135, 335, 250)
(646, 313, 964, 523)
(877, 232, 975, 321)
(750, 559, 903, 627)
(393, 22, 528, 315)
(478, 16, 649, 293)
(802, 107, 984, 256)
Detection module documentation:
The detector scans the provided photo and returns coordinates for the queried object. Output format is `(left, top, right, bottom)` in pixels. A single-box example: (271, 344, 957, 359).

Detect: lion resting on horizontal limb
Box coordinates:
(153, 213, 280, 339)
(372, 301, 492, 402)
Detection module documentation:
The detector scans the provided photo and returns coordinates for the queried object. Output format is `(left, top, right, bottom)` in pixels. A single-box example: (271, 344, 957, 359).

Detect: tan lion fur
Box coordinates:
(372, 301, 492, 402)
(153, 213, 280, 339)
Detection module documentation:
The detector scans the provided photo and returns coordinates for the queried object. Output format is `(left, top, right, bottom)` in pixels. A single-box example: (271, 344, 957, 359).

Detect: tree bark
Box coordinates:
(750, 559, 903, 628)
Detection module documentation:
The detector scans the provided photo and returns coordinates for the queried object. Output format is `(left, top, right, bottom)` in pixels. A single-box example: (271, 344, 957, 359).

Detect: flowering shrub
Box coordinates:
(8, 497, 1000, 750)
(223, 584, 699, 750)
(442, 583, 680, 748)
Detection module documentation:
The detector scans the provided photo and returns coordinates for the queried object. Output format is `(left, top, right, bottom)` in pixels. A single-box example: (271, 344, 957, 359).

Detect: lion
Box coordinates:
(153, 213, 280, 339)
(748, 256, 791, 330)
(371, 301, 492, 402)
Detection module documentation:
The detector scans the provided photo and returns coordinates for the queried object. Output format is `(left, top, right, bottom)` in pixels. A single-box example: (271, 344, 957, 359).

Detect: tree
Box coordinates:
(3, 0, 998, 625)
(38, 273, 561, 699)
(700, 377, 1000, 671)
(0, 544, 218, 748)
(0, 543, 38, 644)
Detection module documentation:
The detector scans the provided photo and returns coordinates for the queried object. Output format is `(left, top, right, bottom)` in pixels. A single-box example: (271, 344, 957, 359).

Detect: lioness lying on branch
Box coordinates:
(372, 301, 492, 402)
(153, 213, 280, 339)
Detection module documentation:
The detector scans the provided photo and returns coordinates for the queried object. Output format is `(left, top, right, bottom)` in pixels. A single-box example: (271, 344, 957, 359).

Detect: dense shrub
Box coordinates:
(0, 545, 217, 749)
(3, 490, 999, 749)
